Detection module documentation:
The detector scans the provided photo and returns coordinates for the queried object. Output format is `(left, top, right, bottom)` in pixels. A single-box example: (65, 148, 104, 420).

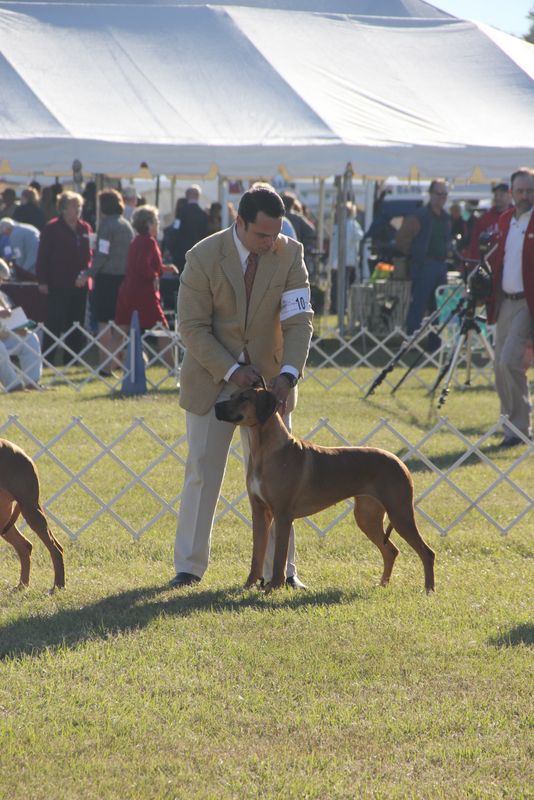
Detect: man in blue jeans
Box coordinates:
(396, 180, 451, 350)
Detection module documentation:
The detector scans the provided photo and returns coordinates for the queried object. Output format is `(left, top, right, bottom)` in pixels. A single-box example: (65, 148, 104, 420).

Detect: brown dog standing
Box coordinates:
(0, 438, 65, 591)
(215, 386, 435, 593)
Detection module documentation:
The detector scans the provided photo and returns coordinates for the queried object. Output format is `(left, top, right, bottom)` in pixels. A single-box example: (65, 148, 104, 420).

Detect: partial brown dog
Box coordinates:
(215, 385, 435, 593)
(0, 438, 65, 591)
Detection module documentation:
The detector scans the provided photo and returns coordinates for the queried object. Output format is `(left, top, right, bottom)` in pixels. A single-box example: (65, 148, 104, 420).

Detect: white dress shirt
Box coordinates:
(502, 208, 533, 293)
(223, 225, 299, 383)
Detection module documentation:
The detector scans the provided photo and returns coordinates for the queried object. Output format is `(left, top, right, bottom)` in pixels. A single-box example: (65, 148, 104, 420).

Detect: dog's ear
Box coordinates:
(256, 389, 277, 424)
(252, 375, 267, 390)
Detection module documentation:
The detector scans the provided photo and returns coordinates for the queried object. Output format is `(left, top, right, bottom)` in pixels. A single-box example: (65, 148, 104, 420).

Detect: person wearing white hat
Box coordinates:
(0, 258, 42, 391)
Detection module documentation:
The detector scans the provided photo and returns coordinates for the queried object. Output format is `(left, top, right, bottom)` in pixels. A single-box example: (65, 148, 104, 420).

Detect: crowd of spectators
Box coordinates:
(0, 176, 527, 404)
(0, 181, 240, 386)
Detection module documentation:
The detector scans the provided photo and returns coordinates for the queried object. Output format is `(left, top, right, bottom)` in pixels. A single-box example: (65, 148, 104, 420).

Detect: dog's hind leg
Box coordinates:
(386, 506, 435, 593)
(1, 524, 33, 588)
(354, 496, 399, 587)
(19, 502, 65, 590)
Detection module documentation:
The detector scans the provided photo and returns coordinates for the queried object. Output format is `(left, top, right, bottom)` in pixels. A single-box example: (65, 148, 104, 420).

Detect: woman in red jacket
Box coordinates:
(115, 205, 178, 368)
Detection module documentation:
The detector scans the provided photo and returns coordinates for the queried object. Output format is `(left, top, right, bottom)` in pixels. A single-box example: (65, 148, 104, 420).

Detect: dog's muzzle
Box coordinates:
(214, 400, 241, 423)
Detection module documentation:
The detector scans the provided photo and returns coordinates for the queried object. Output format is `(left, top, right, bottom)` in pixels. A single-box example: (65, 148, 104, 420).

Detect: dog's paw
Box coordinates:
(244, 573, 262, 589)
(264, 579, 285, 594)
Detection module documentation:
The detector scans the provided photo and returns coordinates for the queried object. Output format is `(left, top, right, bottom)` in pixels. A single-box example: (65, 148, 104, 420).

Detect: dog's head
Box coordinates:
(214, 385, 277, 426)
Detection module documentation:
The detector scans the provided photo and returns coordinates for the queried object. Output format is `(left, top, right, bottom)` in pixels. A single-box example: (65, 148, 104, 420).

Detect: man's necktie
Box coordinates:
(244, 252, 258, 306)
(242, 252, 259, 364)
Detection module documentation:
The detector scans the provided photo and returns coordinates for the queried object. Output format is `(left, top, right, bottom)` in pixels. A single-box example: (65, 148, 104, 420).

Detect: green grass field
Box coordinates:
(0, 372, 532, 799)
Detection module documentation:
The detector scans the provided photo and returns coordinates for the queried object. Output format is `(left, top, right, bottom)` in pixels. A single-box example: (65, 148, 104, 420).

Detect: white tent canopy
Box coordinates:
(0, 0, 533, 178)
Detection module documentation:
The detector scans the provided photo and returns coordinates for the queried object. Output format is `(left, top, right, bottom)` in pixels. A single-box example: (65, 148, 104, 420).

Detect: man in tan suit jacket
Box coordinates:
(171, 186, 314, 589)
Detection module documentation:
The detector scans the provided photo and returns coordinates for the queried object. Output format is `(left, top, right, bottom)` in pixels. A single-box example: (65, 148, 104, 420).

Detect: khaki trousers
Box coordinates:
(494, 297, 533, 438)
(174, 384, 297, 580)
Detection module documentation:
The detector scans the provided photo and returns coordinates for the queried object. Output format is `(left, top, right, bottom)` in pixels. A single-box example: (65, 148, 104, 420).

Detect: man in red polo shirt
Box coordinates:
(487, 169, 534, 448)
(36, 191, 92, 365)
(465, 182, 511, 262)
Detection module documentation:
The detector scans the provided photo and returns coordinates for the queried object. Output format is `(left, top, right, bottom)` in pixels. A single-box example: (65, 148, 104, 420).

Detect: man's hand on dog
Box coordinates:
(229, 368, 290, 414)
(230, 365, 263, 388)
(268, 375, 291, 415)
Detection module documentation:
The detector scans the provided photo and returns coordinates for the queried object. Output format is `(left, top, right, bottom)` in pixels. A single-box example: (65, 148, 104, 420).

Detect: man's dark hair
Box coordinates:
(238, 186, 285, 225)
(280, 192, 297, 214)
(174, 197, 187, 217)
(428, 179, 447, 194)
(1, 188, 16, 203)
(99, 188, 124, 216)
(510, 167, 534, 186)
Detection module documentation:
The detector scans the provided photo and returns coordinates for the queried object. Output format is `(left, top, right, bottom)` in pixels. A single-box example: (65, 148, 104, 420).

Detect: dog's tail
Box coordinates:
(1, 502, 21, 537)
(384, 521, 393, 544)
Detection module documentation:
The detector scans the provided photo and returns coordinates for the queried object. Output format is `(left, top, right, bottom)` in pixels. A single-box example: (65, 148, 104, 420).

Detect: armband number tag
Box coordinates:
(280, 288, 312, 321)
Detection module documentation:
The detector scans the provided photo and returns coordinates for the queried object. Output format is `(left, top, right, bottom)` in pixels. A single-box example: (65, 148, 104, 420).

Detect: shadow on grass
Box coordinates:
(360, 395, 434, 431)
(403, 449, 487, 474)
(488, 623, 534, 648)
(0, 583, 357, 660)
(404, 438, 532, 473)
(361, 396, 505, 473)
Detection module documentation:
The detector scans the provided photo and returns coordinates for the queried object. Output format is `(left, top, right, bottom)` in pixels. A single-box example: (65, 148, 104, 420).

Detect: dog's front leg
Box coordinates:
(265, 515, 292, 592)
(245, 499, 272, 588)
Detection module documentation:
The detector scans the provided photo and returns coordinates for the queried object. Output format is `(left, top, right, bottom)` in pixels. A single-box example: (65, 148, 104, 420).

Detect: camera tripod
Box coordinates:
(431, 296, 494, 409)
(364, 250, 496, 403)
(364, 278, 466, 398)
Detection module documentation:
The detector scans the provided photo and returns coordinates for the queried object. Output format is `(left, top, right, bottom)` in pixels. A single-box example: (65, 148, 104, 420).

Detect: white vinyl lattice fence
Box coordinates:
(1, 321, 496, 395)
(2, 321, 180, 392)
(1, 414, 531, 542)
(305, 324, 495, 395)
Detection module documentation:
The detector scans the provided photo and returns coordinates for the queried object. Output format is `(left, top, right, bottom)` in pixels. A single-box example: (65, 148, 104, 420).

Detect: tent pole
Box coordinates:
(95, 173, 104, 230)
(219, 176, 229, 228)
(170, 176, 176, 216)
(316, 177, 327, 321)
(155, 175, 160, 208)
(317, 177, 326, 254)
(72, 159, 83, 195)
(361, 179, 375, 281)
(335, 176, 345, 333)
(336, 163, 352, 335)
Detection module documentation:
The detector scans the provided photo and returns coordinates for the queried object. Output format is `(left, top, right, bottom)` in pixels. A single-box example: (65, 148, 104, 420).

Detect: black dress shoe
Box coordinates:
(286, 575, 307, 590)
(497, 436, 523, 449)
(169, 571, 201, 588)
(98, 367, 119, 378)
